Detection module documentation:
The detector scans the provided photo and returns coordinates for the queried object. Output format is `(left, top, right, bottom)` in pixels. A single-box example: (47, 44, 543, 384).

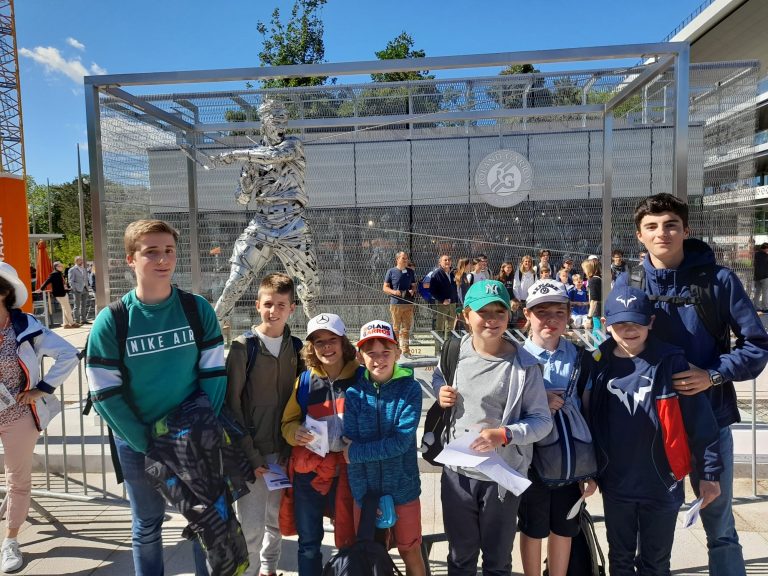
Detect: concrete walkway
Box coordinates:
(2, 324, 766, 574)
(9, 475, 768, 574)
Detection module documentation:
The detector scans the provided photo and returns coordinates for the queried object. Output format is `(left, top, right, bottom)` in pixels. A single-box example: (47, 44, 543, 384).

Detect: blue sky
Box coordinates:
(16, 0, 703, 184)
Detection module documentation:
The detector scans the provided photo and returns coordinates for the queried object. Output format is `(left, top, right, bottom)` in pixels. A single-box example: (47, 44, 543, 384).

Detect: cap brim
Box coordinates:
(605, 311, 651, 326)
(356, 334, 398, 348)
(306, 325, 345, 340)
(467, 295, 510, 312)
(525, 295, 569, 309)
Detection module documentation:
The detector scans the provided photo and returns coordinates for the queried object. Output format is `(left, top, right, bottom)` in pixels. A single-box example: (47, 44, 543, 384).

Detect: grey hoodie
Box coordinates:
(431, 334, 552, 481)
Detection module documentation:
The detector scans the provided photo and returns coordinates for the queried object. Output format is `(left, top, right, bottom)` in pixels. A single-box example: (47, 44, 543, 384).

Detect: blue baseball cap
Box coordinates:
(463, 280, 511, 311)
(604, 286, 653, 326)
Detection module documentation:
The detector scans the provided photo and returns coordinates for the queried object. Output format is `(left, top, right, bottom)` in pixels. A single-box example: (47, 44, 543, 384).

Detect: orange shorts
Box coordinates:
(353, 498, 422, 552)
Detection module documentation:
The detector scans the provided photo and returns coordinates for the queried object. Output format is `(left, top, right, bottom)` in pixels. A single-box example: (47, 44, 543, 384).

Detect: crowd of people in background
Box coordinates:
(32, 256, 96, 328)
(399, 246, 641, 357)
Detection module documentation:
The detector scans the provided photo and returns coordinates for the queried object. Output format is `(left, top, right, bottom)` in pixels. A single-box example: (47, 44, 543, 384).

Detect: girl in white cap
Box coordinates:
(0, 262, 78, 572)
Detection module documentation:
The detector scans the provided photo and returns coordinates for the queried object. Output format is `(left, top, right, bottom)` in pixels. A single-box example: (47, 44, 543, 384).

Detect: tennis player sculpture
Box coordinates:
(207, 98, 319, 323)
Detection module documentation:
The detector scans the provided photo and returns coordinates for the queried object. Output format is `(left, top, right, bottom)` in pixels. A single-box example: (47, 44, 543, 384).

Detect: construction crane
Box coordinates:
(0, 0, 25, 177)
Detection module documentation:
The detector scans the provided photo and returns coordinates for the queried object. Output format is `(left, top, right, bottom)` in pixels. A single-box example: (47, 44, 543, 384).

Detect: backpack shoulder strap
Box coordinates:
(244, 332, 259, 376)
(291, 335, 303, 355)
(689, 265, 730, 353)
(296, 369, 312, 418)
(108, 298, 130, 365)
(565, 346, 585, 398)
(176, 288, 203, 352)
(440, 336, 462, 387)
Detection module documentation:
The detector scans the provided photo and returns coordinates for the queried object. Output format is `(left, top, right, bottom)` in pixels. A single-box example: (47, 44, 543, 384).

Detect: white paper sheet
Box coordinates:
(304, 415, 329, 458)
(433, 430, 490, 467)
(263, 463, 291, 491)
(682, 498, 703, 528)
(566, 495, 585, 520)
(475, 453, 532, 496)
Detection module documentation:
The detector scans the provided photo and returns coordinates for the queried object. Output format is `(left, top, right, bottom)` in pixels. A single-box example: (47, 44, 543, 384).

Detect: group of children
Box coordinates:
(233, 272, 426, 576)
(83, 190, 768, 576)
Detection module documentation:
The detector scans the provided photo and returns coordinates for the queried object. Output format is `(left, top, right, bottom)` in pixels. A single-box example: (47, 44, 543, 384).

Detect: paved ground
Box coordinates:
(2, 324, 766, 574)
(9, 475, 768, 575)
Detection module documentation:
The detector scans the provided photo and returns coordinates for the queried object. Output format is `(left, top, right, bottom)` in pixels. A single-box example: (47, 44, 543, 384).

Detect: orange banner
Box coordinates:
(0, 174, 32, 313)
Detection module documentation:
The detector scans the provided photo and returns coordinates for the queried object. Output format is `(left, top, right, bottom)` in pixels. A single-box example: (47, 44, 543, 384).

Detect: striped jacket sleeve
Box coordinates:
(85, 306, 150, 453)
(195, 295, 227, 415)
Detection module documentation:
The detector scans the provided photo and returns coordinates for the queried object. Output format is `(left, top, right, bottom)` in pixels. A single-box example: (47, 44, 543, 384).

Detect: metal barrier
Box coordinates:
(1, 330, 763, 506)
(0, 352, 126, 505)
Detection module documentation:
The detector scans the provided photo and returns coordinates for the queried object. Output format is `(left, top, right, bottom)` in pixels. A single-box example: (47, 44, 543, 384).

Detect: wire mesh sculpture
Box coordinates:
(206, 98, 319, 323)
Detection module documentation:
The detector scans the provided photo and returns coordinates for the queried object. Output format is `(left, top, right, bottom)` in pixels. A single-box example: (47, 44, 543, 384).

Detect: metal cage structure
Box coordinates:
(84, 43, 760, 336)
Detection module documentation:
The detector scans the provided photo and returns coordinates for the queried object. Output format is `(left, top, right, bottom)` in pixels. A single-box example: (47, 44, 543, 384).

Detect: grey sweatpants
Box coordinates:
(235, 453, 282, 576)
(441, 467, 521, 576)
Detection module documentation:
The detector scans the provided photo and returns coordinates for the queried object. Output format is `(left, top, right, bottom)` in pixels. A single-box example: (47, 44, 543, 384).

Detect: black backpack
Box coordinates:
(419, 336, 461, 467)
(544, 506, 606, 576)
(629, 264, 730, 353)
(322, 493, 404, 576)
(83, 289, 204, 483)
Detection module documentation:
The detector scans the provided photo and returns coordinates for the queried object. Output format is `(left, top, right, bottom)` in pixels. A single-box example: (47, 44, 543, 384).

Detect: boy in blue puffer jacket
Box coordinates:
(343, 320, 425, 576)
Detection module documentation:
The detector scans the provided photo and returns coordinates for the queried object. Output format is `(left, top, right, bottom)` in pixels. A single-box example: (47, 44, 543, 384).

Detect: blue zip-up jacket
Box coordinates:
(343, 364, 421, 506)
(590, 336, 722, 492)
(615, 238, 768, 427)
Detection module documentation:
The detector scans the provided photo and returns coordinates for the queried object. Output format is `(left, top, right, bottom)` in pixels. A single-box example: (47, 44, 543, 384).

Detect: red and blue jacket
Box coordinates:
(590, 336, 722, 491)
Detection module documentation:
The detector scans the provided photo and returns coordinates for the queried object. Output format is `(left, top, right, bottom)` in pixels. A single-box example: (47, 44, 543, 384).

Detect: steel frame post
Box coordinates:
(186, 152, 201, 294)
(85, 84, 109, 309)
(673, 46, 690, 201)
(601, 114, 614, 305)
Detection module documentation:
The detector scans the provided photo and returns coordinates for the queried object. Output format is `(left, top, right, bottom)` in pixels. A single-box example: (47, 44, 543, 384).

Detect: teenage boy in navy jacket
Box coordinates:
(615, 193, 768, 576)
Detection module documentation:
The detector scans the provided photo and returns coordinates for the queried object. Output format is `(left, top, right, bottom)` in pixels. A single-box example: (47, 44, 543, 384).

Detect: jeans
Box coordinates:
(690, 426, 745, 576)
(115, 437, 208, 576)
(602, 495, 678, 576)
(294, 471, 337, 576)
(754, 278, 768, 311)
(71, 289, 89, 323)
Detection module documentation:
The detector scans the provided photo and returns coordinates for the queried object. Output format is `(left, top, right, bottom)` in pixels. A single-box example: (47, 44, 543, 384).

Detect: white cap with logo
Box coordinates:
(525, 279, 570, 309)
(306, 313, 346, 340)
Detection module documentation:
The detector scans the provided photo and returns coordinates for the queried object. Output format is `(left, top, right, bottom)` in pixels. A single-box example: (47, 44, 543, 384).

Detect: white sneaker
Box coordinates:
(1, 540, 22, 573)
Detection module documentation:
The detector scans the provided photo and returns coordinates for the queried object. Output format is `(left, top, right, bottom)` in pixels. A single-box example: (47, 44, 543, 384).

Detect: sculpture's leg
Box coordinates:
(214, 237, 274, 325)
(275, 224, 319, 319)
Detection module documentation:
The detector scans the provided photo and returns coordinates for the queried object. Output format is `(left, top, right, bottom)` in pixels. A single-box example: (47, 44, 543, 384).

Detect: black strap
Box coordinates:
(564, 347, 584, 398)
(177, 288, 204, 356)
(629, 264, 729, 353)
(440, 336, 462, 438)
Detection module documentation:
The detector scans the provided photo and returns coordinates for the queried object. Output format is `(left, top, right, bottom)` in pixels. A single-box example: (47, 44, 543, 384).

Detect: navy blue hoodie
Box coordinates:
(615, 238, 768, 427)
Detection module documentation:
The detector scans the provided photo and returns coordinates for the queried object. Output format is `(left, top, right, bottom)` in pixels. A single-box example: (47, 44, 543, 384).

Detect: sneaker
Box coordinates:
(1, 540, 22, 573)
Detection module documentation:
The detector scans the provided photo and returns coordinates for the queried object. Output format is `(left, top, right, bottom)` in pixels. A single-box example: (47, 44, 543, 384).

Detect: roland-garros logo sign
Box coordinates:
(474, 150, 533, 208)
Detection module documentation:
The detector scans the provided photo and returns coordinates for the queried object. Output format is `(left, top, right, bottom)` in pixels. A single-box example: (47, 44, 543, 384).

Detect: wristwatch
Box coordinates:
(708, 370, 725, 387)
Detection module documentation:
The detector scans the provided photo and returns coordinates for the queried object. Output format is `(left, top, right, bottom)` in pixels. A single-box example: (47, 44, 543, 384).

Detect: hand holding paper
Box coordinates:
(304, 415, 329, 458)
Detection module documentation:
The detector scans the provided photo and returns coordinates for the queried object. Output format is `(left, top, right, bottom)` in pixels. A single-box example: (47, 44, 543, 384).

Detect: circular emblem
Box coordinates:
(474, 150, 533, 208)
(317, 314, 329, 324)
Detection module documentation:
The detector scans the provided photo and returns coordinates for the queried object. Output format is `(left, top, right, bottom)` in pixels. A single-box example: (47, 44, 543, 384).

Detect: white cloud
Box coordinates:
(66, 37, 85, 51)
(19, 46, 106, 83)
(90, 62, 107, 75)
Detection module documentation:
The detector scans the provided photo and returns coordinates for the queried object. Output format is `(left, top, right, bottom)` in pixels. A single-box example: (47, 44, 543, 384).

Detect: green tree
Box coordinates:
(371, 32, 433, 83)
(256, 0, 329, 89)
(342, 32, 440, 121)
(491, 64, 553, 110)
